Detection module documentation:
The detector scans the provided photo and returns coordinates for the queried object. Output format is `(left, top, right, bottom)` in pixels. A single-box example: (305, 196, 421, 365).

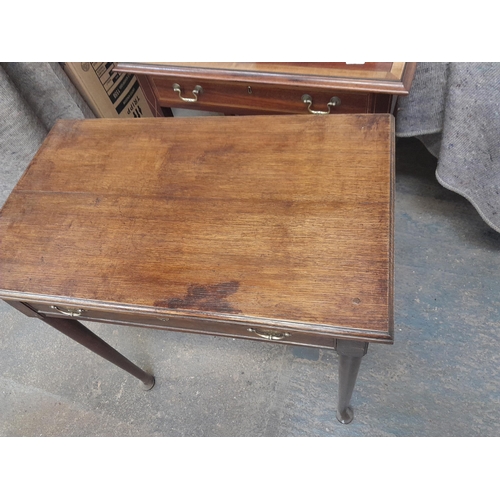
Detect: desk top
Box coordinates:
(115, 62, 416, 95)
(0, 115, 394, 341)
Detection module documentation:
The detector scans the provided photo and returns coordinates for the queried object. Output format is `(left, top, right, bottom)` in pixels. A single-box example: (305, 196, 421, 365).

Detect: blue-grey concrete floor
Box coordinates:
(1, 136, 499, 437)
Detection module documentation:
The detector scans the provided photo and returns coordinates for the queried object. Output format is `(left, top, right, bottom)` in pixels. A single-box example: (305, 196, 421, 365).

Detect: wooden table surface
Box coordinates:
(0, 114, 394, 342)
(117, 62, 415, 94)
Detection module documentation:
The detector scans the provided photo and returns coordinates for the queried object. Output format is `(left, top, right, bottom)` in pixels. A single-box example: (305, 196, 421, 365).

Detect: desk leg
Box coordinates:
(336, 340, 368, 424)
(40, 316, 155, 390)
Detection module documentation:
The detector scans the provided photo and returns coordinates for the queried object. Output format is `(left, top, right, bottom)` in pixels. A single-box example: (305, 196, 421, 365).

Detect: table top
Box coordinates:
(115, 62, 416, 94)
(0, 115, 394, 340)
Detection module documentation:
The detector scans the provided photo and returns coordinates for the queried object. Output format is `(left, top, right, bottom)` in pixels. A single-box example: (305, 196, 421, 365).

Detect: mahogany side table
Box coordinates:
(0, 114, 394, 423)
(115, 62, 415, 116)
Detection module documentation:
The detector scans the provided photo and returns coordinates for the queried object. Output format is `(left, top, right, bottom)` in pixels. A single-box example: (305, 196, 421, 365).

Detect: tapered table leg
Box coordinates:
(336, 340, 368, 424)
(41, 316, 155, 390)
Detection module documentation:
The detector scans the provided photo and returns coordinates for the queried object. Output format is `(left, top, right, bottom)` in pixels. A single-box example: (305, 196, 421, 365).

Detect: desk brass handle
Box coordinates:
(247, 328, 291, 340)
(51, 305, 85, 317)
(173, 83, 203, 103)
(301, 94, 341, 114)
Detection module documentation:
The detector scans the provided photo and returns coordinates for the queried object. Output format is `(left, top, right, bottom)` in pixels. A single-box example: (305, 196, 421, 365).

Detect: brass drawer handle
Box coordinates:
(247, 328, 291, 340)
(50, 305, 86, 317)
(301, 94, 341, 114)
(173, 83, 203, 103)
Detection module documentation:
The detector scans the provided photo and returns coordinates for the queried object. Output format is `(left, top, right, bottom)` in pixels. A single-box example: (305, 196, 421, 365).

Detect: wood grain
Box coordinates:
(0, 115, 394, 341)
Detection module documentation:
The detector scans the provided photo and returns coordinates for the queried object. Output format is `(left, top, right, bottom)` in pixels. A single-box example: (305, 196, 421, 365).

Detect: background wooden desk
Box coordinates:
(115, 62, 415, 117)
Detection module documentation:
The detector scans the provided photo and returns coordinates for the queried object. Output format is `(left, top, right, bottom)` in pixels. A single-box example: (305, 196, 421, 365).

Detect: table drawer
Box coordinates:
(150, 75, 373, 115)
(26, 301, 338, 350)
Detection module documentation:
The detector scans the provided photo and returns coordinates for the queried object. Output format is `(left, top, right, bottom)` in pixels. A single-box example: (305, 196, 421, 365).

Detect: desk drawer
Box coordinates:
(150, 75, 374, 115)
(27, 301, 338, 350)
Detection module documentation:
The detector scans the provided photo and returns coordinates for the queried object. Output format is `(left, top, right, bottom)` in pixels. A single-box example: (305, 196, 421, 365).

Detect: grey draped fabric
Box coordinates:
(0, 62, 94, 206)
(397, 62, 500, 233)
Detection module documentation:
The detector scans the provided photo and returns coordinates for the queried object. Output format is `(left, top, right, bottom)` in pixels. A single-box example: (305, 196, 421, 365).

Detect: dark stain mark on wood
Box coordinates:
(155, 280, 241, 314)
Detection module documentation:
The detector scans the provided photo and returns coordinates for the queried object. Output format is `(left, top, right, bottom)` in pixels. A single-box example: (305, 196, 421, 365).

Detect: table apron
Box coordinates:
(10, 299, 392, 347)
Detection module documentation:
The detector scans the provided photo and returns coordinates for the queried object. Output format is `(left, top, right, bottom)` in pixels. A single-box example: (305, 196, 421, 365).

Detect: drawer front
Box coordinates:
(27, 301, 338, 350)
(150, 75, 373, 115)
